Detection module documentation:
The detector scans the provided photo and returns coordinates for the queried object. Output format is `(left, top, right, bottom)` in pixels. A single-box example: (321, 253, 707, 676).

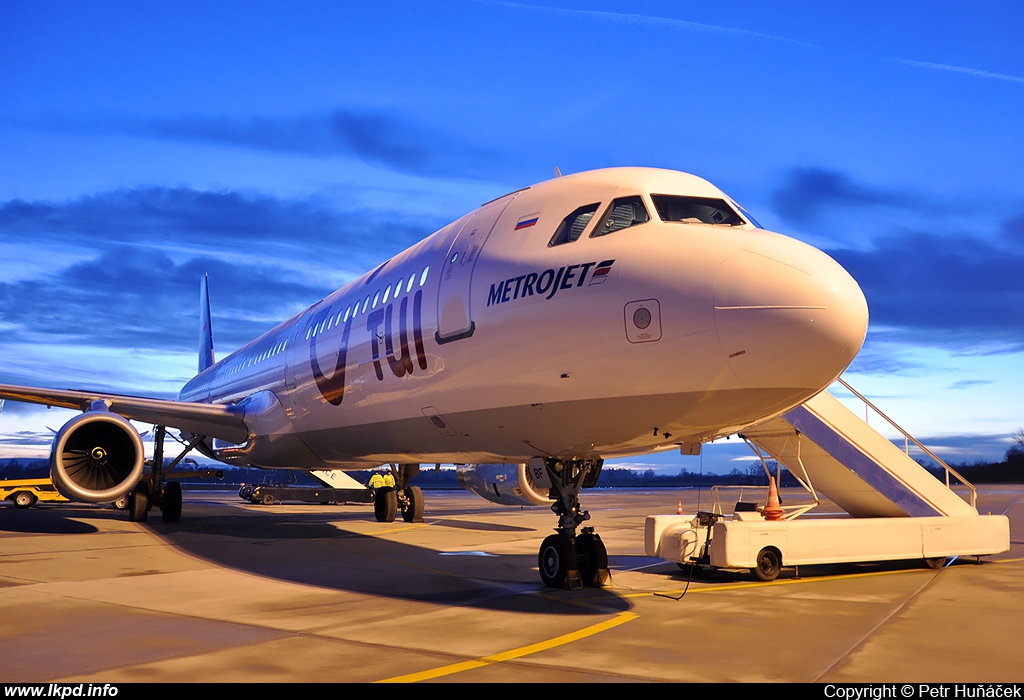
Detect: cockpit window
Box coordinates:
(735, 202, 764, 229)
(549, 203, 600, 246)
(650, 195, 745, 227)
(590, 196, 650, 238)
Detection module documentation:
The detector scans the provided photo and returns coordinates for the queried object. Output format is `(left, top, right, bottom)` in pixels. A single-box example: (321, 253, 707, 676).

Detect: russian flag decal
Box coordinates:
(515, 214, 540, 230)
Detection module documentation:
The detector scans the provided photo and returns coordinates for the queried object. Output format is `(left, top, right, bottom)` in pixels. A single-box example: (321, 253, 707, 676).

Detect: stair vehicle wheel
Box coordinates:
(13, 491, 36, 509)
(374, 487, 397, 522)
(161, 482, 182, 523)
(401, 485, 424, 523)
(752, 547, 781, 581)
(575, 530, 608, 587)
(923, 556, 947, 570)
(262, 493, 275, 506)
(539, 533, 575, 588)
(129, 482, 149, 522)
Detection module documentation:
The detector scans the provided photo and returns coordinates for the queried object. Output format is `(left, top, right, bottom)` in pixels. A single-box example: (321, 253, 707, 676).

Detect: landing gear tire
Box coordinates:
(923, 556, 947, 570)
(539, 533, 576, 588)
(13, 491, 36, 509)
(161, 482, 182, 523)
(401, 485, 424, 523)
(576, 530, 610, 587)
(752, 547, 781, 582)
(128, 482, 150, 523)
(374, 487, 397, 523)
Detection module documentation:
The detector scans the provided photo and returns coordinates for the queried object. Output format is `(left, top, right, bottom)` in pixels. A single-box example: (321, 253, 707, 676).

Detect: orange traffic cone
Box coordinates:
(677, 500, 683, 515)
(763, 476, 784, 521)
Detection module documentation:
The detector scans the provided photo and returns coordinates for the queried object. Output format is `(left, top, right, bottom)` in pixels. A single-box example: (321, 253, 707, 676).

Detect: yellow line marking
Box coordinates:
(377, 611, 638, 683)
(373, 523, 428, 536)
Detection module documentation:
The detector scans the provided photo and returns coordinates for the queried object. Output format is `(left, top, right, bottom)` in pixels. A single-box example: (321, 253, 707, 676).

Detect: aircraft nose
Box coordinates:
(713, 234, 868, 392)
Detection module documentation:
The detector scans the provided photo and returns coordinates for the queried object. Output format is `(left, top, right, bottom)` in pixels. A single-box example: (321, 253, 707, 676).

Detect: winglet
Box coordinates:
(199, 274, 215, 373)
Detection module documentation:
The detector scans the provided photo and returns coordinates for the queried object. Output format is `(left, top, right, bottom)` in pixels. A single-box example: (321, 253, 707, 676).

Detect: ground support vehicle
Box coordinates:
(646, 385, 1011, 580)
(646, 503, 1009, 581)
(248, 484, 373, 506)
(1, 478, 69, 508)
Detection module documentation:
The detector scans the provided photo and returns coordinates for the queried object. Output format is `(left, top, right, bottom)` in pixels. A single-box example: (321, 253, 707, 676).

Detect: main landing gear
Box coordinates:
(127, 425, 203, 524)
(373, 463, 424, 524)
(537, 457, 611, 589)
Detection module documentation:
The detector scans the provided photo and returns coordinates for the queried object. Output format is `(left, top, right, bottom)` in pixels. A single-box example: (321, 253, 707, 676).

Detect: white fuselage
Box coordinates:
(178, 167, 868, 469)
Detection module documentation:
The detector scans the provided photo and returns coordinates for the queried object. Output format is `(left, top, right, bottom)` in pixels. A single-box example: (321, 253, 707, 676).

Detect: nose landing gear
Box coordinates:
(537, 457, 611, 589)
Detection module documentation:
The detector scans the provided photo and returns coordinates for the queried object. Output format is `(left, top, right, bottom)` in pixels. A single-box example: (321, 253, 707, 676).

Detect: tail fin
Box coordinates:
(199, 274, 215, 372)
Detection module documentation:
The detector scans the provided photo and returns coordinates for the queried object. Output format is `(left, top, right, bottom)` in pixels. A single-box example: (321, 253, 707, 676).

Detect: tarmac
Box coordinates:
(1, 484, 1022, 683)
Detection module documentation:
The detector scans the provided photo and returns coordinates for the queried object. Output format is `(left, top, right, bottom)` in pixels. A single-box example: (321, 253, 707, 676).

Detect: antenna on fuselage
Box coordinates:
(554, 166, 562, 177)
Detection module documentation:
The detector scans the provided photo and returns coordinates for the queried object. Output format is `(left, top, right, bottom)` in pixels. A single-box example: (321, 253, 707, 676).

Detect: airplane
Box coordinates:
(0, 166, 868, 588)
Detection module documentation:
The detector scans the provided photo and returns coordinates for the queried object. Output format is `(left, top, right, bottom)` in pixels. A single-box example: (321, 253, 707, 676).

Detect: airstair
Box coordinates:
(645, 378, 1009, 579)
(740, 379, 979, 518)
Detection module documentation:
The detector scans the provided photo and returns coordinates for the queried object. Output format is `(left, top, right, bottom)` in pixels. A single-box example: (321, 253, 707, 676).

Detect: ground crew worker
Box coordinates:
(382, 468, 396, 489)
(368, 469, 386, 494)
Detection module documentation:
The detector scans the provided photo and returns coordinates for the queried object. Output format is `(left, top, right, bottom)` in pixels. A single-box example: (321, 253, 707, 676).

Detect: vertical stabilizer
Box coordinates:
(199, 274, 215, 373)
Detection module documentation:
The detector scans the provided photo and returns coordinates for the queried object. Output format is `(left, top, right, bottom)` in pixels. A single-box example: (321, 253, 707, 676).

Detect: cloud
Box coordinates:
(843, 345, 924, 376)
(913, 432, 1018, 465)
(47, 109, 505, 179)
(771, 168, 921, 225)
(769, 168, 1024, 349)
(1003, 215, 1024, 244)
(826, 230, 1024, 349)
(0, 400, 61, 417)
(948, 379, 993, 390)
(0, 186, 453, 357)
(0, 186, 436, 261)
(0, 246, 332, 351)
(0, 430, 54, 447)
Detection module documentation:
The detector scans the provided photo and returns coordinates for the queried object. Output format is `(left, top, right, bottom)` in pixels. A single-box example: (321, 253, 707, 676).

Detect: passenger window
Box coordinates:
(549, 203, 600, 247)
(591, 196, 649, 238)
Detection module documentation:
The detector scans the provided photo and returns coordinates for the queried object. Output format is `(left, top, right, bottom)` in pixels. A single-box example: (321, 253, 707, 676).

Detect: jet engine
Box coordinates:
(50, 410, 145, 503)
(456, 461, 553, 507)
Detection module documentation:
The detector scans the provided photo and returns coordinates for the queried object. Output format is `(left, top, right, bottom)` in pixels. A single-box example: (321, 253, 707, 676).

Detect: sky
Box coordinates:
(0, 0, 1021, 474)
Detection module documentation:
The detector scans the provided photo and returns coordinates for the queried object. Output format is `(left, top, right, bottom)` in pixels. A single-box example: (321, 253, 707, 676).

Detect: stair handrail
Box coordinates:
(836, 377, 976, 508)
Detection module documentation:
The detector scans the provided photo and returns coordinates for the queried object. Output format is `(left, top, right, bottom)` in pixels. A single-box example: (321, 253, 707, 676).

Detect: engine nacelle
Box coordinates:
(456, 460, 553, 507)
(50, 410, 145, 503)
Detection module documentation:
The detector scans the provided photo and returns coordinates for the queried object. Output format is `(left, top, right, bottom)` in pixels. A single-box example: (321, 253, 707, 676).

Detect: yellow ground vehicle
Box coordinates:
(0, 478, 70, 508)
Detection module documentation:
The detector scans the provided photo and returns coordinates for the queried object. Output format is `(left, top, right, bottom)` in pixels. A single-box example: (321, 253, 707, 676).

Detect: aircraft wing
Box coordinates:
(0, 383, 249, 443)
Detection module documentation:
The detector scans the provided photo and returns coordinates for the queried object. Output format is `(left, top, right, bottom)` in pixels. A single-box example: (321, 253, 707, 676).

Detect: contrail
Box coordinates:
(898, 59, 1024, 86)
(474, 0, 1024, 87)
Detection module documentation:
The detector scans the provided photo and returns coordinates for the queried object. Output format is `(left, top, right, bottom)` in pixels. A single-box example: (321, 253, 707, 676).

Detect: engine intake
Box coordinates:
(456, 460, 553, 507)
(50, 411, 145, 502)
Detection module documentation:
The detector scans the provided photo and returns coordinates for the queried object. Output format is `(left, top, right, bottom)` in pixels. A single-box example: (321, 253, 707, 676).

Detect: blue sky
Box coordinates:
(0, 1, 1021, 473)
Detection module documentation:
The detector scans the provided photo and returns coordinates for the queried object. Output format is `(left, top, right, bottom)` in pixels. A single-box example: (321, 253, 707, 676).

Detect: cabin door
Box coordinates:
(435, 192, 517, 343)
